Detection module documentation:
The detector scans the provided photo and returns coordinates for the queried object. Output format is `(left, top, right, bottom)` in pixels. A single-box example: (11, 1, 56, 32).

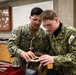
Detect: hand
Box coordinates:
(20, 51, 36, 62)
(38, 54, 54, 66)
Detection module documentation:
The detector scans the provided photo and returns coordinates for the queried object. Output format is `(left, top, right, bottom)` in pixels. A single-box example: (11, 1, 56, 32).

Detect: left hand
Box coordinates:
(38, 54, 54, 66)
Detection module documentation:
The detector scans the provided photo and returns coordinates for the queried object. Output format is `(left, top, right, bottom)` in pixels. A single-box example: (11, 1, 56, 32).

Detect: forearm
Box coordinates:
(8, 41, 23, 57)
(53, 51, 76, 67)
(8, 36, 23, 57)
(8, 27, 23, 57)
(53, 34, 76, 67)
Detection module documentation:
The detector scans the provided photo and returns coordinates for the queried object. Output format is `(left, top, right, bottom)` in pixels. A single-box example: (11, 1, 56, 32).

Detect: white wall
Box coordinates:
(0, 1, 53, 38)
(12, 1, 53, 29)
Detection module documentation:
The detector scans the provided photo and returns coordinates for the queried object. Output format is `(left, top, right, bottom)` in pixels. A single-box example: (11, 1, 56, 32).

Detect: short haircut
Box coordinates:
(30, 7, 43, 16)
(41, 10, 57, 20)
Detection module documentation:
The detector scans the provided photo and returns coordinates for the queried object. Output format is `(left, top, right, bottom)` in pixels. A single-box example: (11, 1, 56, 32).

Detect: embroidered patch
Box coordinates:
(68, 35, 75, 44)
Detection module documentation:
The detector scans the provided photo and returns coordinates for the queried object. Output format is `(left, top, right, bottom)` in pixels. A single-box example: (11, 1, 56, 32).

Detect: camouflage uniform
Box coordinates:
(8, 24, 50, 69)
(47, 24, 76, 75)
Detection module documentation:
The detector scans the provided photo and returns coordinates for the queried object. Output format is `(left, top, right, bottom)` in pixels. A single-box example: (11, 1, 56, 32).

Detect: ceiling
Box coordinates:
(0, 0, 8, 2)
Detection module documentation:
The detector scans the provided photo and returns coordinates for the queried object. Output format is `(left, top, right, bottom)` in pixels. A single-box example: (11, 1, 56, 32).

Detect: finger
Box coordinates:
(30, 51, 36, 58)
(24, 56, 28, 62)
(27, 51, 36, 59)
(43, 61, 50, 66)
(38, 56, 47, 61)
(24, 53, 31, 62)
(40, 58, 49, 64)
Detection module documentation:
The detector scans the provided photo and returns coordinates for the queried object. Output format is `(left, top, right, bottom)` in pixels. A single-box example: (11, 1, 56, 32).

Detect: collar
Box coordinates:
(54, 22, 62, 37)
(27, 24, 43, 38)
(48, 22, 65, 39)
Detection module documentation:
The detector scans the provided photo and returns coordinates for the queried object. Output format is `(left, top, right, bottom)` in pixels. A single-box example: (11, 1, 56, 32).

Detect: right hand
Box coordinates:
(20, 51, 36, 62)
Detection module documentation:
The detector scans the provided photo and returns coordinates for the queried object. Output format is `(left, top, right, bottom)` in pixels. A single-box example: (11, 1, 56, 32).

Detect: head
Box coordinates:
(41, 10, 59, 32)
(30, 7, 43, 30)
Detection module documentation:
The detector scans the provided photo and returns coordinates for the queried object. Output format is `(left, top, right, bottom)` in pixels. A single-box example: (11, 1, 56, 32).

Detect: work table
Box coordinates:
(0, 38, 8, 44)
(0, 42, 14, 62)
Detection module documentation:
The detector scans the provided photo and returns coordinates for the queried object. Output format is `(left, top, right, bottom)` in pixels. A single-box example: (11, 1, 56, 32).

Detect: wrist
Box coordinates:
(20, 51, 25, 57)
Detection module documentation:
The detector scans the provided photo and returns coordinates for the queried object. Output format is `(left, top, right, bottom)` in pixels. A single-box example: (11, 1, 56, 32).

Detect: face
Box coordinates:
(42, 18, 59, 32)
(30, 15, 42, 30)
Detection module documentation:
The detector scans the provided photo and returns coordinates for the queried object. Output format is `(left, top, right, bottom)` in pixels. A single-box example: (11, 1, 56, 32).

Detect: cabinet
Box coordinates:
(0, 44, 14, 62)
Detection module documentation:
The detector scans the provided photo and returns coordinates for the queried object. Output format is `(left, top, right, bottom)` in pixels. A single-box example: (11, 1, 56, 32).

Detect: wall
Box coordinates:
(12, 1, 53, 29)
(54, 0, 74, 27)
(74, 0, 76, 28)
(0, 0, 53, 38)
(0, 0, 76, 39)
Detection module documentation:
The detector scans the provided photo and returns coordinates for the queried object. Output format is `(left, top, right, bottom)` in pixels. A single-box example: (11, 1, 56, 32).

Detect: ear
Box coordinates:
(54, 17, 59, 22)
(29, 16, 31, 19)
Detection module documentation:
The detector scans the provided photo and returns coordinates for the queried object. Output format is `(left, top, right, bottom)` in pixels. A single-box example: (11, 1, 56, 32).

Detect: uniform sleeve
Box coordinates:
(42, 34, 52, 54)
(8, 26, 23, 57)
(53, 34, 76, 67)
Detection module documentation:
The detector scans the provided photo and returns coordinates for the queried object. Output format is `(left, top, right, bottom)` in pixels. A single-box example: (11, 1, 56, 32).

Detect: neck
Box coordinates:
(54, 22, 62, 37)
(56, 21, 60, 30)
(30, 24, 38, 36)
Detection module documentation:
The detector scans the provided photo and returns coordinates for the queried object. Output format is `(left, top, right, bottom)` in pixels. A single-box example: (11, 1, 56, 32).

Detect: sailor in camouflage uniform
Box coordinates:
(39, 10, 76, 75)
(8, 7, 50, 70)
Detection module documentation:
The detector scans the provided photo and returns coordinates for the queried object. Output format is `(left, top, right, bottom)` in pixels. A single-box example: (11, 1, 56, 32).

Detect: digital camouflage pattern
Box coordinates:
(8, 24, 50, 69)
(47, 24, 76, 75)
